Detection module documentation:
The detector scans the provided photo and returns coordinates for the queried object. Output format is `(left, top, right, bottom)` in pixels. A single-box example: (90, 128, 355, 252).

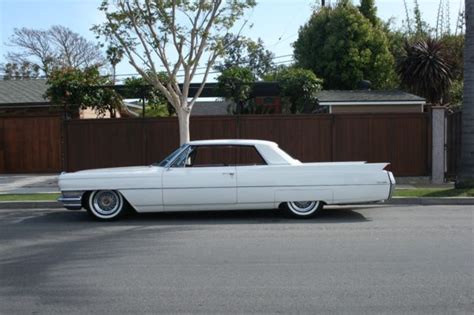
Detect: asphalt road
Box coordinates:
(0, 205, 472, 314)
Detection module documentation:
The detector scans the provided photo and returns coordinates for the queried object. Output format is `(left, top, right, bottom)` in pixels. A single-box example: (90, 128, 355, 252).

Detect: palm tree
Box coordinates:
(456, 2, 474, 187)
(106, 45, 124, 84)
(397, 38, 453, 105)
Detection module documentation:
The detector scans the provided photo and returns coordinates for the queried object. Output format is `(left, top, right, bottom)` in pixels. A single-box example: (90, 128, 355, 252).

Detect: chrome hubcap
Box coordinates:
(93, 191, 120, 215)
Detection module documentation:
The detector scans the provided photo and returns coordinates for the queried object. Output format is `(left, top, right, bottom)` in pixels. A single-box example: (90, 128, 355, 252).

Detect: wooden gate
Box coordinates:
(446, 110, 462, 179)
(0, 115, 63, 173)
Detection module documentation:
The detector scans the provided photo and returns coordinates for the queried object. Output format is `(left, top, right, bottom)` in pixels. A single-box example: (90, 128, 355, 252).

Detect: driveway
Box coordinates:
(0, 205, 472, 314)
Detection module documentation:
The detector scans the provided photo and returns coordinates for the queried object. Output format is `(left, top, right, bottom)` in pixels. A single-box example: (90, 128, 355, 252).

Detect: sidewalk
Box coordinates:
(0, 174, 59, 194)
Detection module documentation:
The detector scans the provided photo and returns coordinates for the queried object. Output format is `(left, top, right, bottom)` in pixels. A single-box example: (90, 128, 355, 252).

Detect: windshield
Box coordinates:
(155, 144, 187, 167)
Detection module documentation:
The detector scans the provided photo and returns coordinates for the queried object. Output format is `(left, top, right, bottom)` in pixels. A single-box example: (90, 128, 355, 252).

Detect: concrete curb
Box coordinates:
(0, 198, 473, 210)
(387, 198, 474, 205)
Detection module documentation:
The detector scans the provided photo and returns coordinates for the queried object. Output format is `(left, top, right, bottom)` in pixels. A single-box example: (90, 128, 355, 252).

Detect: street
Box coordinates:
(0, 205, 472, 314)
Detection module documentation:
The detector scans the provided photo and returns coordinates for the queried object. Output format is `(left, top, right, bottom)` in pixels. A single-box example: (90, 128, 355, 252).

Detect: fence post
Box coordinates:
(431, 107, 446, 184)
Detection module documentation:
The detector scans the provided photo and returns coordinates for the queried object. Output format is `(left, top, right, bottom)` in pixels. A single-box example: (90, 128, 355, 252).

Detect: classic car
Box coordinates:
(58, 139, 395, 220)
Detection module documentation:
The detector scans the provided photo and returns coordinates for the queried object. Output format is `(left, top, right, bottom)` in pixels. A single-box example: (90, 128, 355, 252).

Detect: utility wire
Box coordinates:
(0, 54, 295, 79)
(113, 59, 294, 78)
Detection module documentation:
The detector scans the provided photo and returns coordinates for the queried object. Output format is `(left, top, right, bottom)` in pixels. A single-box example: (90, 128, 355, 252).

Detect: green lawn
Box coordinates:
(0, 193, 60, 201)
(394, 188, 474, 197)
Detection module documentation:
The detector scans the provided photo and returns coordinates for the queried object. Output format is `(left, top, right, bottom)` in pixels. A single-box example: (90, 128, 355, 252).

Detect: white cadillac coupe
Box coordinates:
(58, 139, 395, 220)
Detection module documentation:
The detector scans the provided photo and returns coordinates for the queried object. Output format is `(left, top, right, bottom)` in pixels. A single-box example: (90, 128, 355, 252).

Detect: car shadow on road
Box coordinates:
(29, 206, 374, 225)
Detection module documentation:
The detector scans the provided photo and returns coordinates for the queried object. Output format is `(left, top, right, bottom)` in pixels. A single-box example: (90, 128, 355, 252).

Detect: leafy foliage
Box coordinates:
(93, 0, 256, 144)
(274, 67, 323, 114)
(1, 62, 40, 80)
(441, 34, 464, 80)
(232, 100, 275, 115)
(358, 0, 378, 26)
(397, 38, 453, 104)
(217, 67, 256, 114)
(447, 79, 463, 107)
(106, 45, 124, 83)
(123, 75, 174, 117)
(293, 3, 396, 89)
(214, 34, 275, 79)
(45, 67, 122, 118)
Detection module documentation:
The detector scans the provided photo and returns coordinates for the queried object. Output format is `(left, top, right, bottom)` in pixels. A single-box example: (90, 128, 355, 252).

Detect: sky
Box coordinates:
(0, 0, 465, 81)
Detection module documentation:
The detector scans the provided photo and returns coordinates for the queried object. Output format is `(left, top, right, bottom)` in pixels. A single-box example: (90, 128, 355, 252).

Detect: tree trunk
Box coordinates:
(456, 1, 474, 188)
(177, 109, 191, 145)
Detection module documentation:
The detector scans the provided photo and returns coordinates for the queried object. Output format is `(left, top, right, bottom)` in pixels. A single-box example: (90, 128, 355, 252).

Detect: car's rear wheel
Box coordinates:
(285, 201, 323, 218)
(88, 190, 126, 221)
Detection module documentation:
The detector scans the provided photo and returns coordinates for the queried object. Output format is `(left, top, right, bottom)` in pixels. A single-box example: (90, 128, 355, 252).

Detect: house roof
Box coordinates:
(0, 79, 49, 106)
(192, 101, 230, 116)
(317, 90, 426, 105)
(0, 79, 281, 106)
(0, 79, 426, 110)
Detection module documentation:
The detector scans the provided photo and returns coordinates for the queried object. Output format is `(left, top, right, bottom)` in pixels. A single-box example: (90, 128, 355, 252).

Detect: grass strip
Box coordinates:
(0, 193, 60, 201)
(394, 188, 474, 197)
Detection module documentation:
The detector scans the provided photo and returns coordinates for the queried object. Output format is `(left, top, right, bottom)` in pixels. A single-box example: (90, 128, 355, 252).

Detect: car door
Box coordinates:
(162, 145, 237, 207)
(235, 145, 274, 204)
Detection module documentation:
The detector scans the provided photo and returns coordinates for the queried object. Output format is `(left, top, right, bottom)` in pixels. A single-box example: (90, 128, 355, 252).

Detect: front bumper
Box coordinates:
(58, 191, 84, 210)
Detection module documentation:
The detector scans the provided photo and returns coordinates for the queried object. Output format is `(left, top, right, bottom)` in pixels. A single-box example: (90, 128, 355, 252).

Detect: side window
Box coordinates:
(170, 146, 192, 168)
(188, 146, 236, 167)
(237, 146, 266, 166)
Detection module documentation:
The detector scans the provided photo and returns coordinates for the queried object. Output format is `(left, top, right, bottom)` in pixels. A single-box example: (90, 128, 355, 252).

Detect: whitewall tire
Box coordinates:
(88, 190, 126, 221)
(285, 201, 323, 218)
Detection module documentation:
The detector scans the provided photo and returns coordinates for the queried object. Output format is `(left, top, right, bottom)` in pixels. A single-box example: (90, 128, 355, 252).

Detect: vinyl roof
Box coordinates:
(188, 139, 277, 146)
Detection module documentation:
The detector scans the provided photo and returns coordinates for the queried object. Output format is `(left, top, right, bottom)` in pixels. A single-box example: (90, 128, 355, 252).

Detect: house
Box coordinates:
(0, 79, 426, 117)
(183, 82, 281, 115)
(0, 79, 53, 116)
(0, 79, 119, 118)
(316, 90, 426, 113)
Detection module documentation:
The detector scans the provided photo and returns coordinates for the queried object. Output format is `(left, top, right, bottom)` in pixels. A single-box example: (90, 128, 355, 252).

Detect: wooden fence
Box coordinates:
(0, 115, 63, 173)
(65, 113, 431, 176)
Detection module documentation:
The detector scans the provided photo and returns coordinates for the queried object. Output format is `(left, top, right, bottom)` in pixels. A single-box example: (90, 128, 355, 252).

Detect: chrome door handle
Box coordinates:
(222, 172, 235, 176)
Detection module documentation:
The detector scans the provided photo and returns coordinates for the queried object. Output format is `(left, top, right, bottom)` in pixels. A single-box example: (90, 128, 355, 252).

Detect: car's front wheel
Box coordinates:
(285, 201, 323, 218)
(88, 190, 126, 221)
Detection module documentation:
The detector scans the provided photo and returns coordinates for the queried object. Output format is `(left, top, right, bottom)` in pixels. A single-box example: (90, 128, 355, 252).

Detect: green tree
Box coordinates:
(217, 67, 255, 114)
(275, 67, 323, 114)
(214, 35, 274, 79)
(441, 34, 464, 80)
(123, 75, 174, 117)
(358, 0, 378, 26)
(1, 61, 40, 80)
(45, 67, 122, 118)
(397, 38, 453, 105)
(94, 0, 256, 144)
(106, 45, 124, 84)
(293, 2, 395, 90)
(441, 34, 464, 106)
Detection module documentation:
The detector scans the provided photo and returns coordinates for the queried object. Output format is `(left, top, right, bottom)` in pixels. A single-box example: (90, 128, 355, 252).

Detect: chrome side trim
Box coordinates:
(58, 194, 84, 210)
(387, 171, 396, 199)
